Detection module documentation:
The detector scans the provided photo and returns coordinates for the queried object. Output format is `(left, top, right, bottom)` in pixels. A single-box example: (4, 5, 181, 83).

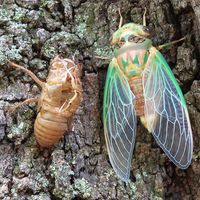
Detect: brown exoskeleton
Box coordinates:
(8, 56, 82, 147)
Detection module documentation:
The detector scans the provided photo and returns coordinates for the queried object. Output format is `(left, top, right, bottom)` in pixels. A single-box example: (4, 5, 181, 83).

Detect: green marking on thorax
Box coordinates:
(121, 56, 128, 69)
(144, 51, 148, 64)
(133, 56, 139, 66)
(114, 39, 152, 77)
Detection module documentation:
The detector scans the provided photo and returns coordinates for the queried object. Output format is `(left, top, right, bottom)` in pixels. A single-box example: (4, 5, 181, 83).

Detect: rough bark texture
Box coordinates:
(0, 0, 199, 199)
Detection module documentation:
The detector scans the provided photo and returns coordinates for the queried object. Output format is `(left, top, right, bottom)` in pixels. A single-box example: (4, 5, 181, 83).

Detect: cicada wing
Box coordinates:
(142, 47, 193, 168)
(103, 59, 137, 182)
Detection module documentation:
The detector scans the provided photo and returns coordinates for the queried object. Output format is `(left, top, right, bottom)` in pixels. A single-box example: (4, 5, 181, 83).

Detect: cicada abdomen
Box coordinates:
(128, 76, 145, 116)
(8, 56, 82, 147)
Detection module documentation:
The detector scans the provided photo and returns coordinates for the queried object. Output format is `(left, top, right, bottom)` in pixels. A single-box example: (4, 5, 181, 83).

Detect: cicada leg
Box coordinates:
(157, 37, 185, 50)
(95, 56, 110, 60)
(143, 8, 147, 26)
(7, 61, 44, 87)
(59, 87, 82, 112)
(118, 8, 123, 28)
(59, 92, 78, 112)
(8, 97, 39, 113)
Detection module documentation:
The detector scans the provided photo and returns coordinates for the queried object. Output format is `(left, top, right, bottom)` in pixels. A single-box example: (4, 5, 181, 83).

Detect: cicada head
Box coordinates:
(111, 23, 151, 49)
(47, 56, 80, 84)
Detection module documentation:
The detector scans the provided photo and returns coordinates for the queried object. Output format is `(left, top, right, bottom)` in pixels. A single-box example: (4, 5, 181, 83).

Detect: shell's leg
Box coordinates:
(157, 37, 185, 50)
(59, 87, 82, 112)
(59, 92, 78, 112)
(9, 97, 39, 113)
(7, 61, 44, 87)
(59, 76, 82, 112)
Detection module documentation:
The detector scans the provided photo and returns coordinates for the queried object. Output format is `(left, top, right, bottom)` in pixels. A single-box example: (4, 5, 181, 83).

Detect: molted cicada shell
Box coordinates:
(8, 56, 82, 147)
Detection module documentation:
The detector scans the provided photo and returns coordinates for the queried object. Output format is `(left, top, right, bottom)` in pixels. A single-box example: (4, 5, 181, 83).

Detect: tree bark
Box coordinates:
(0, 0, 199, 199)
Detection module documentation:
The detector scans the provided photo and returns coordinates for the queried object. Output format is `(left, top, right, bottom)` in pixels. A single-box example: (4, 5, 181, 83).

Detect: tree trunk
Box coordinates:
(0, 0, 199, 199)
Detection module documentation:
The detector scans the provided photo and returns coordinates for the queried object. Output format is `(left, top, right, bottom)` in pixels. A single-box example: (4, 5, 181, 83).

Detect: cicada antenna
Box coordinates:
(118, 8, 123, 28)
(143, 8, 147, 26)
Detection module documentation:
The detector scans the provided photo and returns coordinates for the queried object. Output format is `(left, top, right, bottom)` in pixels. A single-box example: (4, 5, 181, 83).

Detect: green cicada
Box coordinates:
(103, 10, 193, 182)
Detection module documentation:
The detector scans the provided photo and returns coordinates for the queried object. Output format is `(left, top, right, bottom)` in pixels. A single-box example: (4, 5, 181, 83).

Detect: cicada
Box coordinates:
(8, 56, 82, 147)
(103, 10, 193, 182)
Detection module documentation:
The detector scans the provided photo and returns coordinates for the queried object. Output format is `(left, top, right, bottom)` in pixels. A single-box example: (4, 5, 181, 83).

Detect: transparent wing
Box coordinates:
(103, 59, 137, 182)
(142, 47, 193, 168)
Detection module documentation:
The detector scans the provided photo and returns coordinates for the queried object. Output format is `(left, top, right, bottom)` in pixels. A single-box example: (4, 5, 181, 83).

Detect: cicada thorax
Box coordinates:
(116, 48, 147, 77)
(115, 39, 151, 77)
(35, 56, 82, 147)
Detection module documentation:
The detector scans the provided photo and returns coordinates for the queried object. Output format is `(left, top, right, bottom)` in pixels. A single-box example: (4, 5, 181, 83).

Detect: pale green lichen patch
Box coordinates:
(73, 3, 97, 45)
(11, 172, 49, 196)
(0, 7, 12, 24)
(39, 2, 63, 31)
(14, 148, 33, 176)
(0, 82, 30, 101)
(5, 46, 22, 61)
(74, 15, 88, 39)
(49, 150, 74, 199)
(7, 21, 28, 36)
(73, 178, 92, 199)
(0, 35, 22, 65)
(7, 122, 32, 145)
(41, 32, 81, 58)
(28, 193, 51, 200)
(127, 170, 149, 198)
(94, 42, 114, 59)
(193, 151, 200, 161)
(150, 194, 164, 200)
(29, 58, 47, 71)
(13, 7, 28, 22)
(10, 146, 49, 199)
(41, 45, 57, 59)
(6, 105, 35, 145)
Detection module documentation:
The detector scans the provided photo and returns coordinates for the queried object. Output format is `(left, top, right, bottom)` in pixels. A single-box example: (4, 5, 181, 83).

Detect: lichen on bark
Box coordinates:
(0, 0, 200, 199)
